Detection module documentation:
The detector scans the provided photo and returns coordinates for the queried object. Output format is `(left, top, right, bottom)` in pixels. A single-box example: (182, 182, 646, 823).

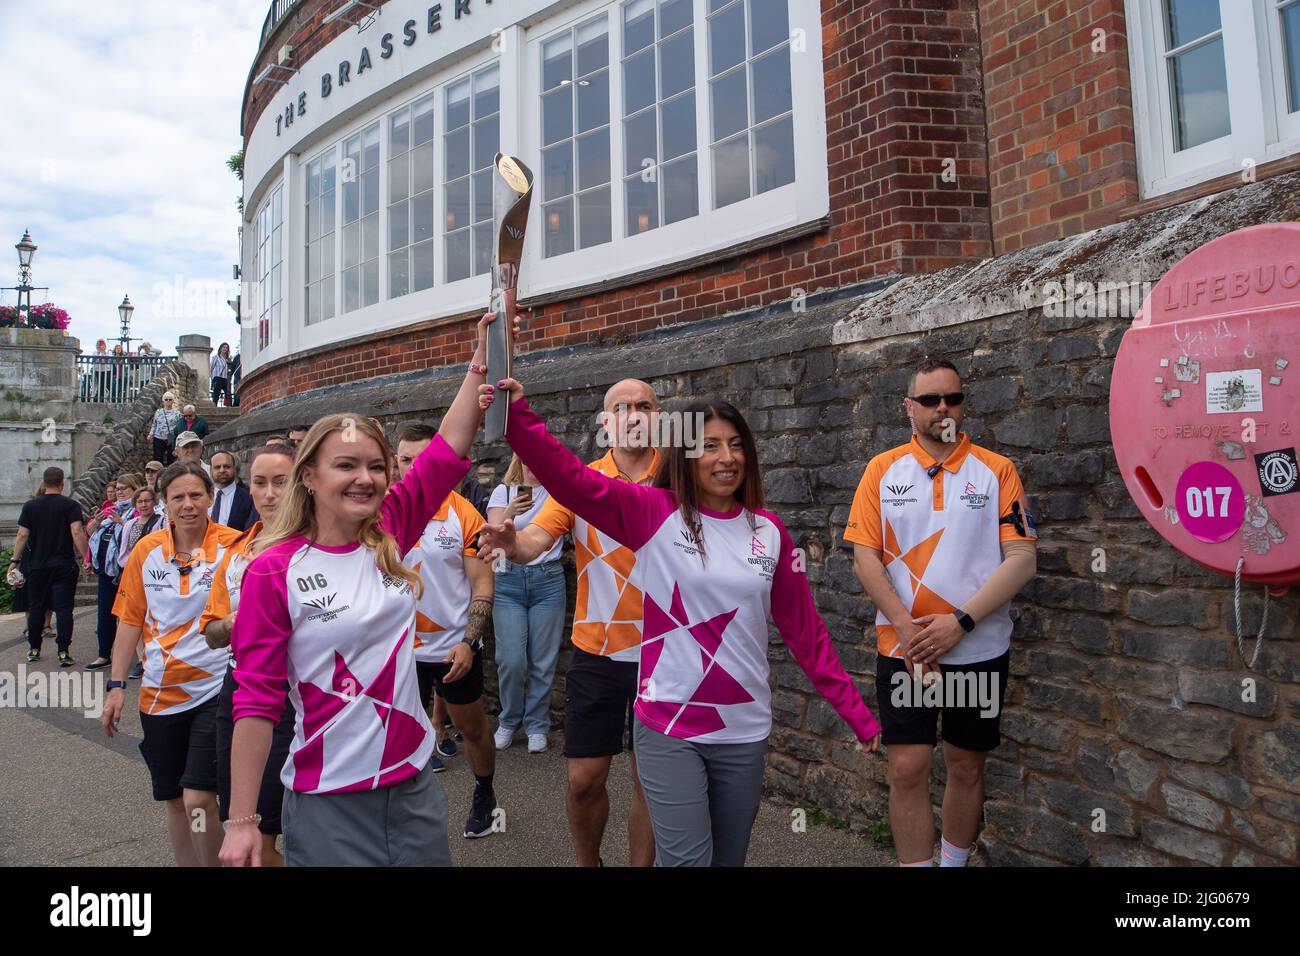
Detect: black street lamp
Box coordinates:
(3, 230, 49, 323)
(118, 294, 135, 352)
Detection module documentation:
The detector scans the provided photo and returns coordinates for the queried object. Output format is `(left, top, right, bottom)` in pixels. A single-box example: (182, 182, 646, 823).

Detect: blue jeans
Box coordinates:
(492, 560, 566, 735)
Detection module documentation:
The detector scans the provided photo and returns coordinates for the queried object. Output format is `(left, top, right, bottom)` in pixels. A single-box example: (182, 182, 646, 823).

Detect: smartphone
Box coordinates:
(516, 485, 533, 508)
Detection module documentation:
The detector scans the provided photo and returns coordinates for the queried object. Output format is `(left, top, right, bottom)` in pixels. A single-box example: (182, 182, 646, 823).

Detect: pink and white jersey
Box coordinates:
(231, 434, 470, 793)
(506, 399, 880, 746)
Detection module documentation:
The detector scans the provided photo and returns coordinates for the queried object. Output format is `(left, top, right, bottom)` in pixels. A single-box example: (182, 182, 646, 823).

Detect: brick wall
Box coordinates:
(979, 0, 1139, 252)
(239, 0, 993, 408)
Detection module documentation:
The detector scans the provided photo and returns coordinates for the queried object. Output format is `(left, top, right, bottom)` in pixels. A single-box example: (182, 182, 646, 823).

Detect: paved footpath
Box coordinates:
(0, 610, 893, 867)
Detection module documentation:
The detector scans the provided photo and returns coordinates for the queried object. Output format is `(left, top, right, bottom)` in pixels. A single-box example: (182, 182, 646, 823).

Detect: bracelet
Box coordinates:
(227, 813, 262, 827)
(469, 362, 488, 375)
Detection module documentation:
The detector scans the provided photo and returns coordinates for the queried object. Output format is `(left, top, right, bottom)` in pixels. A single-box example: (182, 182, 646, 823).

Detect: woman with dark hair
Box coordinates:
(201, 443, 297, 867)
(481, 381, 881, 867)
(211, 343, 232, 407)
(101, 460, 244, 866)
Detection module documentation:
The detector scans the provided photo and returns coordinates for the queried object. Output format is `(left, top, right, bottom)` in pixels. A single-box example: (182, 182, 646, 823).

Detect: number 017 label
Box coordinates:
(1175, 461, 1245, 543)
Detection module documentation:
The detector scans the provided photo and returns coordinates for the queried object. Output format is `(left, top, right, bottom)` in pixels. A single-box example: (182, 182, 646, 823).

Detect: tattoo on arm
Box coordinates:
(466, 596, 493, 643)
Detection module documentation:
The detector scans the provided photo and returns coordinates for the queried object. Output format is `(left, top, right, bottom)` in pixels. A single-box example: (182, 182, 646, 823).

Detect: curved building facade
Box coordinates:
(236, 0, 993, 406)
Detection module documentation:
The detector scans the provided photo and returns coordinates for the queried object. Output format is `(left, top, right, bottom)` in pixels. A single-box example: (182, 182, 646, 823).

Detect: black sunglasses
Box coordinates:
(909, 392, 964, 408)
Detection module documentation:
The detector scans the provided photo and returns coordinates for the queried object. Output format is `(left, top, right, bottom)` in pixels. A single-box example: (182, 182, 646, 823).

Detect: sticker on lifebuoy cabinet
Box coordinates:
(1204, 369, 1263, 414)
(1256, 448, 1299, 498)
(1175, 461, 1246, 543)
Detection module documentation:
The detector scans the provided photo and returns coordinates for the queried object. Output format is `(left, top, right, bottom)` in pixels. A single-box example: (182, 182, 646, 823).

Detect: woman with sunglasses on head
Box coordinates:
(481, 379, 881, 867)
(200, 442, 297, 867)
(151, 393, 182, 466)
(218, 311, 507, 868)
(102, 461, 243, 866)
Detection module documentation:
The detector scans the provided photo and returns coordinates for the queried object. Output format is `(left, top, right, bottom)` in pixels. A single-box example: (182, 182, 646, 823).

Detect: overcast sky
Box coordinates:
(0, 0, 267, 356)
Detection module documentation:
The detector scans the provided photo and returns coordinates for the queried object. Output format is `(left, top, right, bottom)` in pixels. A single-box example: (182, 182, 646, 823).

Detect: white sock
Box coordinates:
(899, 857, 934, 867)
(940, 837, 971, 867)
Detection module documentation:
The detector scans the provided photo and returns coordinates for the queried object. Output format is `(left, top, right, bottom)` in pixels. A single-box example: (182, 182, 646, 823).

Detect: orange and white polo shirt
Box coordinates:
(113, 519, 244, 714)
(404, 492, 485, 661)
(199, 520, 263, 665)
(843, 433, 1035, 665)
(530, 448, 660, 661)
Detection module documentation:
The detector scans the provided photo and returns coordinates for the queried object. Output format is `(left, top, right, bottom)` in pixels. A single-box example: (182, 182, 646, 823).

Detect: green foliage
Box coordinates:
(0, 548, 14, 614)
(2, 390, 34, 404)
(801, 803, 848, 830)
(865, 817, 896, 857)
(228, 148, 245, 212)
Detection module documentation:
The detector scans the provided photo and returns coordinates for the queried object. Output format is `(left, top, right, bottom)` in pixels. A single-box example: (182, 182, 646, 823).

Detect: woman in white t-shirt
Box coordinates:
(486, 455, 566, 753)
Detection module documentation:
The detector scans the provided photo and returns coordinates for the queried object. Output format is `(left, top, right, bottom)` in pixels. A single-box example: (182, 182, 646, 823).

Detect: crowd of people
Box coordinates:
(8, 307, 1037, 867)
(78, 341, 241, 407)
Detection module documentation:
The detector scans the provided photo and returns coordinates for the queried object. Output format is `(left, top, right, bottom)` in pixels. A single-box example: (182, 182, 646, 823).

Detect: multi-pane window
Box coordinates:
(541, 18, 613, 257)
(621, 0, 698, 235)
(1162, 0, 1230, 151)
(445, 64, 500, 282)
(707, 0, 796, 207)
(256, 186, 282, 351)
(389, 94, 436, 297)
(1275, 0, 1300, 112)
(305, 151, 336, 325)
(342, 123, 380, 312)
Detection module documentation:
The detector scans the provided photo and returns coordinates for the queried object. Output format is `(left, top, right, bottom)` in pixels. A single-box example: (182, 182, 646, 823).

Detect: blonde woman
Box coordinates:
(219, 310, 506, 867)
(151, 392, 182, 465)
(486, 454, 566, 753)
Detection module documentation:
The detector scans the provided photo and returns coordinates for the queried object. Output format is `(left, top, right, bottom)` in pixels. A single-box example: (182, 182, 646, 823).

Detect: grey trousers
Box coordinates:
(282, 765, 452, 867)
(633, 719, 768, 867)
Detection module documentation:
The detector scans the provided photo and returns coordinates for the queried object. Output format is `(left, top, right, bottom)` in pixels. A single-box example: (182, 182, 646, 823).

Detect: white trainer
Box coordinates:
(527, 733, 548, 754)
(493, 725, 516, 751)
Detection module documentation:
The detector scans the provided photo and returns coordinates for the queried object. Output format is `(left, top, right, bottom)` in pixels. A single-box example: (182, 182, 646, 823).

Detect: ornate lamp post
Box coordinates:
(118, 294, 135, 353)
(3, 230, 49, 323)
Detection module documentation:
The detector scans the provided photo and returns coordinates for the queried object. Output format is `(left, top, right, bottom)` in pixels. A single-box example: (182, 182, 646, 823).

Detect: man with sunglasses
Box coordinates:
(845, 358, 1037, 867)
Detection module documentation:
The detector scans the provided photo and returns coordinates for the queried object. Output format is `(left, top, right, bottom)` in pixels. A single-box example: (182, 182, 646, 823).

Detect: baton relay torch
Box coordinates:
(484, 152, 534, 443)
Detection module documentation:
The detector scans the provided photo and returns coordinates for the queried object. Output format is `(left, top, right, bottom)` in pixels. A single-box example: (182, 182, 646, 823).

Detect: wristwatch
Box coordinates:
(460, 636, 484, 653)
(106, 679, 127, 692)
(955, 610, 976, 633)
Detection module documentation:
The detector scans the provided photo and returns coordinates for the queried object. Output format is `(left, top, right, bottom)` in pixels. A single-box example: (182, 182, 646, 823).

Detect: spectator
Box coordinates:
(171, 404, 209, 445)
(8, 467, 87, 666)
(150, 392, 183, 465)
(208, 450, 257, 532)
(486, 454, 567, 753)
(230, 351, 241, 407)
(91, 339, 109, 402)
(110, 344, 127, 403)
(211, 343, 233, 407)
(139, 341, 159, 357)
(14, 480, 53, 644)
(286, 424, 309, 450)
(84, 475, 139, 669)
(174, 432, 212, 477)
(264, 435, 287, 446)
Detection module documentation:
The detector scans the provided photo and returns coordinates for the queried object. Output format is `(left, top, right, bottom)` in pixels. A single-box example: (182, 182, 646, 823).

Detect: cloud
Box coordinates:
(0, 0, 266, 353)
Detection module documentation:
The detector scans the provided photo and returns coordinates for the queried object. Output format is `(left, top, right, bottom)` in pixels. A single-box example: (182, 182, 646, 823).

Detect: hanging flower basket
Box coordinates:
(0, 303, 71, 330)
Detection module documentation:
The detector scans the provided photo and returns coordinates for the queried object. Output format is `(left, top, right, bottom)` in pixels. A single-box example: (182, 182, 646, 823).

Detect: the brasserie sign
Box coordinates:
(273, 0, 498, 137)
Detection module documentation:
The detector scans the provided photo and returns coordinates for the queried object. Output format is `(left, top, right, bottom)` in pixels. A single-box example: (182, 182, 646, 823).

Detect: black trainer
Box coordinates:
(463, 784, 497, 839)
(58, 651, 74, 668)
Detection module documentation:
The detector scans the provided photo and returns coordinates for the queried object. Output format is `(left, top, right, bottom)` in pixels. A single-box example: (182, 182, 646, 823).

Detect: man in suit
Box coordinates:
(209, 450, 258, 532)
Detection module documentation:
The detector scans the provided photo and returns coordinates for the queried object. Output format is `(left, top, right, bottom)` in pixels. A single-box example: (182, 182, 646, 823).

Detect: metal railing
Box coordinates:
(76, 354, 171, 406)
(259, 0, 301, 49)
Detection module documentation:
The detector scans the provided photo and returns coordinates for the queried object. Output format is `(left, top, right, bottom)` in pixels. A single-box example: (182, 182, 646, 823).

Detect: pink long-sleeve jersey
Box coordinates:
(230, 433, 470, 794)
(507, 398, 880, 745)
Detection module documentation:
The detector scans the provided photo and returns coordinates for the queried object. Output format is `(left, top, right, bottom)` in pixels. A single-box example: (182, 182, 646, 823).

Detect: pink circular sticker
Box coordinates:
(1175, 461, 1245, 543)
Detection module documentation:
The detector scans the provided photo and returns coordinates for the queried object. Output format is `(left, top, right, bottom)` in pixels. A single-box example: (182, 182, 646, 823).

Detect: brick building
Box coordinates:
(221, 0, 1300, 866)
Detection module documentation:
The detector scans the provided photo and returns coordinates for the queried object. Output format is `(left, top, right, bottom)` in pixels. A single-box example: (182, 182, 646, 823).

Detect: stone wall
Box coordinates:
(208, 172, 1300, 866)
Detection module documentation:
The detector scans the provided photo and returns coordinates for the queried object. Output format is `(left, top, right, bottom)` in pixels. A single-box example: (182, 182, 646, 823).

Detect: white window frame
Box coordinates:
(254, 185, 283, 356)
(521, 0, 828, 299)
(1127, 0, 1300, 197)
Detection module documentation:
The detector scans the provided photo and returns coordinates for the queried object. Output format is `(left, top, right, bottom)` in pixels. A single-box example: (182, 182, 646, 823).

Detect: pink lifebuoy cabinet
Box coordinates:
(1110, 222, 1300, 589)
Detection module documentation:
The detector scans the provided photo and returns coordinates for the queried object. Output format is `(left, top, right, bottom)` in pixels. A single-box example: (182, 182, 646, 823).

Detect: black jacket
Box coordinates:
(213, 481, 258, 532)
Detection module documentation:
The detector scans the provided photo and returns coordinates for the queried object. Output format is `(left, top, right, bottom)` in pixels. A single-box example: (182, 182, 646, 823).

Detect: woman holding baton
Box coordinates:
(480, 379, 880, 866)
(218, 310, 507, 867)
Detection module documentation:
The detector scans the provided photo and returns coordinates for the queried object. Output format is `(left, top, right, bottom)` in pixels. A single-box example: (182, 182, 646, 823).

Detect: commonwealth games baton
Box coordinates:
(484, 152, 534, 443)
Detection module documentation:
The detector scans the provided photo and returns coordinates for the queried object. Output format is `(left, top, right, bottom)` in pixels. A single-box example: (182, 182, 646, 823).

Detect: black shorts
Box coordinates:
(563, 648, 639, 759)
(874, 650, 1009, 753)
(416, 645, 484, 708)
(215, 665, 295, 834)
(138, 694, 220, 801)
